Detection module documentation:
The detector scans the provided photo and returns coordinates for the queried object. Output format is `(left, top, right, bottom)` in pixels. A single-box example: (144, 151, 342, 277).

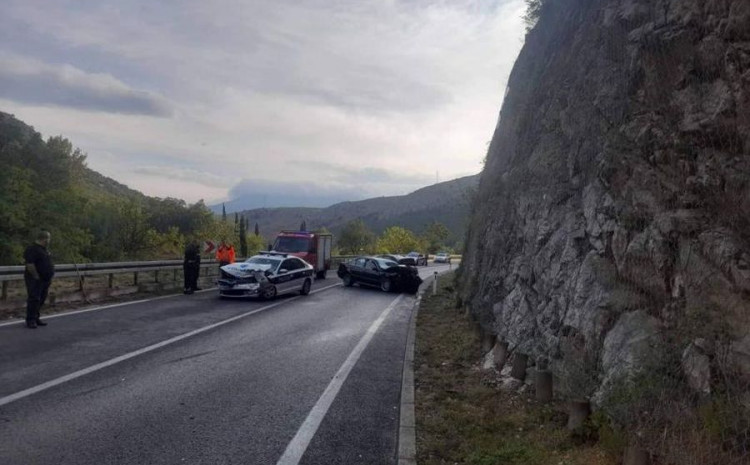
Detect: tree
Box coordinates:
(337, 220, 376, 255)
(246, 234, 266, 256)
(114, 200, 158, 259)
(300, 220, 307, 231)
(254, 222, 260, 236)
(239, 215, 248, 257)
(377, 226, 423, 254)
(222, 204, 227, 222)
(422, 221, 450, 254)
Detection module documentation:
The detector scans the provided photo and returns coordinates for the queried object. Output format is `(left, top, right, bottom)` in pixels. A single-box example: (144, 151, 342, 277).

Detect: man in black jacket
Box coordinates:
(183, 240, 201, 294)
(24, 231, 54, 329)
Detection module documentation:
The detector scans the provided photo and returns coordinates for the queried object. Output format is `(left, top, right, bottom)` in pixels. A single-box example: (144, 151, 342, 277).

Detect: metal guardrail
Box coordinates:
(0, 260, 214, 280)
(0, 254, 455, 300)
(0, 256, 360, 301)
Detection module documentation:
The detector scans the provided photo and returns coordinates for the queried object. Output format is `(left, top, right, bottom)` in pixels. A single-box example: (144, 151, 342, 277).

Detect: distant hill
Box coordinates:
(237, 175, 479, 246)
(0, 111, 144, 203)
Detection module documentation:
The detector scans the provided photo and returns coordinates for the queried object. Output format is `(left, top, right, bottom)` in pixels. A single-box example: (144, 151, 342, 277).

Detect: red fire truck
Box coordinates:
(271, 231, 333, 279)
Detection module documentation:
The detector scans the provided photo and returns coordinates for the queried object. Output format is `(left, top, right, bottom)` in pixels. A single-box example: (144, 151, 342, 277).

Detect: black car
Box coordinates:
(377, 254, 416, 266)
(338, 256, 422, 294)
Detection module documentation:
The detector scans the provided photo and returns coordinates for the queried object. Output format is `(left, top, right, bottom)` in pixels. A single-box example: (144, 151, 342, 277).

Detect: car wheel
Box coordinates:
(262, 285, 277, 300)
(300, 279, 312, 295)
(316, 269, 327, 280)
(380, 278, 392, 293)
(342, 274, 354, 287)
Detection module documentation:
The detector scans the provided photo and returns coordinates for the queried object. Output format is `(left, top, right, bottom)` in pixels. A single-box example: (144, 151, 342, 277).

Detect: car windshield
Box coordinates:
(245, 256, 281, 270)
(273, 237, 311, 253)
(375, 258, 398, 269)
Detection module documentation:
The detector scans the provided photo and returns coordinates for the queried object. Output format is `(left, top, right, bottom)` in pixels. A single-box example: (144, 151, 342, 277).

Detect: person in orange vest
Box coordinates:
(216, 241, 235, 267)
(216, 241, 232, 279)
(216, 241, 237, 276)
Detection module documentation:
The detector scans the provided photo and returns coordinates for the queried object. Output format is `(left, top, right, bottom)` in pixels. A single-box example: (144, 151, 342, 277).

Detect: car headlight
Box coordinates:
(233, 283, 260, 290)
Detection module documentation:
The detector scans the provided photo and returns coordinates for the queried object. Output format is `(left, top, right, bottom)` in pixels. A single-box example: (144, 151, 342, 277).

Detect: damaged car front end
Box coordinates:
(217, 262, 275, 299)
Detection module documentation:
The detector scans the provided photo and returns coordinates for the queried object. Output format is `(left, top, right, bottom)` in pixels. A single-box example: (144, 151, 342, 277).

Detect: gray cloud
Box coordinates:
(1, 0, 526, 203)
(293, 161, 433, 186)
(225, 178, 367, 210)
(132, 166, 229, 188)
(0, 55, 172, 116)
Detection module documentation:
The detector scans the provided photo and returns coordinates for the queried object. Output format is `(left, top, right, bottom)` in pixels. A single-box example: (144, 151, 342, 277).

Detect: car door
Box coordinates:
(277, 258, 299, 293)
(349, 258, 367, 281)
(362, 259, 381, 285)
(287, 258, 308, 292)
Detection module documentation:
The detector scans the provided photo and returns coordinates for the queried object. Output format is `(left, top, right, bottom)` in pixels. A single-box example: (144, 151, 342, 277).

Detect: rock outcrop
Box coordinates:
(459, 0, 749, 404)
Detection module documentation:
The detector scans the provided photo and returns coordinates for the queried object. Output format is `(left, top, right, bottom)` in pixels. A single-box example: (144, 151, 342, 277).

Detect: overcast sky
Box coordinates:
(0, 0, 526, 208)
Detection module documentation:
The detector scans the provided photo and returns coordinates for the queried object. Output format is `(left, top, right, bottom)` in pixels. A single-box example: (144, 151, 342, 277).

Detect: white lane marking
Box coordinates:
(276, 294, 405, 465)
(0, 288, 214, 328)
(0, 283, 342, 407)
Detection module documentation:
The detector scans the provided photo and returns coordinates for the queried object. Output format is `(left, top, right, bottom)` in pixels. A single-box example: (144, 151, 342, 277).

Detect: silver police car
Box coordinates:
(217, 252, 314, 299)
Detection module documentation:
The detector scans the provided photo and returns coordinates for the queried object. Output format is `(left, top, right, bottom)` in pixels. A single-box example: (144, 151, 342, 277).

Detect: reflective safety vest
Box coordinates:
(216, 245, 236, 264)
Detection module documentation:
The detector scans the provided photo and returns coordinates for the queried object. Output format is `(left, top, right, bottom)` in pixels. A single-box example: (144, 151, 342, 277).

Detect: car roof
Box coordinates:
(355, 255, 399, 263)
(247, 254, 282, 261)
(373, 257, 398, 267)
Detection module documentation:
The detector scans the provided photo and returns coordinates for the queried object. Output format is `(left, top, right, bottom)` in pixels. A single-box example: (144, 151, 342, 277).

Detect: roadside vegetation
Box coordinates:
(336, 219, 452, 256)
(415, 274, 614, 465)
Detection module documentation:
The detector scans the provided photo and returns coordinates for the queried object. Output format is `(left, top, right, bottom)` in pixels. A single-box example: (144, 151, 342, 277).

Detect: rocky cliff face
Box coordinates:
(459, 0, 749, 405)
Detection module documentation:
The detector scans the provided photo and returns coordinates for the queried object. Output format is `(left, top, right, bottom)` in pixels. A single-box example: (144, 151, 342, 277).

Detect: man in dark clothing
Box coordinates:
(183, 241, 201, 294)
(24, 231, 54, 329)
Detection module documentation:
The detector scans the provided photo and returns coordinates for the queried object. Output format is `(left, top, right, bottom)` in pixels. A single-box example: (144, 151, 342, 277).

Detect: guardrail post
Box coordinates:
(535, 370, 553, 402)
(133, 272, 139, 286)
(432, 271, 438, 295)
(78, 275, 85, 291)
(511, 353, 528, 381)
(173, 269, 178, 283)
(108, 273, 114, 288)
(1, 281, 7, 301)
(567, 400, 591, 430)
(154, 270, 159, 283)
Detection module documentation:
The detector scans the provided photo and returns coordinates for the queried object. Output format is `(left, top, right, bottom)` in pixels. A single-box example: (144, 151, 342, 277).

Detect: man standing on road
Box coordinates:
(24, 231, 54, 329)
(183, 240, 201, 294)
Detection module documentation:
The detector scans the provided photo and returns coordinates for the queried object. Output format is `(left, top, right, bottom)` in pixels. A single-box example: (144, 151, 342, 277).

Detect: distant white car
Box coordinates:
(433, 252, 451, 264)
(217, 252, 314, 299)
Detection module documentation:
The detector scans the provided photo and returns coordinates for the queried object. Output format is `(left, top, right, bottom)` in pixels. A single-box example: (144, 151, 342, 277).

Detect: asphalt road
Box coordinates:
(0, 263, 453, 465)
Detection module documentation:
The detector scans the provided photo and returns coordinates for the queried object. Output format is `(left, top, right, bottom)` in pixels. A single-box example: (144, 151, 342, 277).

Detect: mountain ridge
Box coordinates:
(236, 174, 478, 245)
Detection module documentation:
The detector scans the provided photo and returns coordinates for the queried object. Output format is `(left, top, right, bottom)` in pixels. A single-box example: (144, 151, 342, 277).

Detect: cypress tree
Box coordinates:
(239, 215, 248, 257)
